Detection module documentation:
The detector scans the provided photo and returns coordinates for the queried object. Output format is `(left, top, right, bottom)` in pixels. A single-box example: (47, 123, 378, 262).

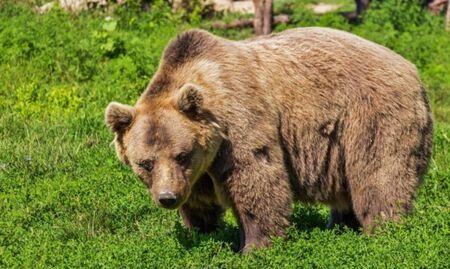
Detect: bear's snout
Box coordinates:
(158, 191, 179, 209)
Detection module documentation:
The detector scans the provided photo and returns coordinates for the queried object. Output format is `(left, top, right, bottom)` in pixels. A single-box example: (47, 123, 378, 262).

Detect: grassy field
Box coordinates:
(1, 0, 449, 267)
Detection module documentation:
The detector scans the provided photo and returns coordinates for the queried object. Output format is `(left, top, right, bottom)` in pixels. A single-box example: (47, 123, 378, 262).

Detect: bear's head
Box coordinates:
(105, 83, 224, 209)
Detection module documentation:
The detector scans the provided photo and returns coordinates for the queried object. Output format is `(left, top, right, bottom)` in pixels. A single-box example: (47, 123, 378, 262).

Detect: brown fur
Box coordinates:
(105, 28, 433, 252)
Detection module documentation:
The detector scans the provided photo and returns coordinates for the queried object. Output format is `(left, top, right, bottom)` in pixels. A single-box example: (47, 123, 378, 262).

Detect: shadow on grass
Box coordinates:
(174, 205, 330, 252)
(174, 220, 241, 252)
(291, 205, 329, 231)
(292, 205, 363, 234)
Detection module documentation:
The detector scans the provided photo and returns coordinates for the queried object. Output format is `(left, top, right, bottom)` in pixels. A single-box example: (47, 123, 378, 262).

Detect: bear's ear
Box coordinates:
(176, 83, 204, 116)
(105, 102, 135, 133)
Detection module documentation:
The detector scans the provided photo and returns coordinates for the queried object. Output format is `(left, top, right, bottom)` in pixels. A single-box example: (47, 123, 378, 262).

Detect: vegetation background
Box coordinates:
(0, 0, 449, 267)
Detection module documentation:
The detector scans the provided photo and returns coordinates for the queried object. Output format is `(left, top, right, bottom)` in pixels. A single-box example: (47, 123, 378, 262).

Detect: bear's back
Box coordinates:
(232, 27, 423, 115)
(242, 27, 415, 73)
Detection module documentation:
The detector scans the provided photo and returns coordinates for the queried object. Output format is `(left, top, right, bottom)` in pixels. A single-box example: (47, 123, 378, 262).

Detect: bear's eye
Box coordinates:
(138, 159, 154, 172)
(175, 152, 191, 167)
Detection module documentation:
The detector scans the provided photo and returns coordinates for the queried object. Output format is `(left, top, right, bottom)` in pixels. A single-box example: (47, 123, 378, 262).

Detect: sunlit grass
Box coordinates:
(1, 1, 449, 267)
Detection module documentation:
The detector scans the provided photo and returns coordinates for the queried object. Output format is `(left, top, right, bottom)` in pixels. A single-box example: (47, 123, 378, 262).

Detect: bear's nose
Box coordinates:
(158, 192, 178, 208)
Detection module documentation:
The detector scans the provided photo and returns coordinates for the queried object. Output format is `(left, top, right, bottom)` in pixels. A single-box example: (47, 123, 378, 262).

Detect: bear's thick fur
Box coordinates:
(105, 28, 433, 252)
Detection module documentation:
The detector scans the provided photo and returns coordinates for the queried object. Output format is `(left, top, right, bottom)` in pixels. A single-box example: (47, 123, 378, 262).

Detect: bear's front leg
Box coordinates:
(179, 203, 223, 233)
(212, 144, 293, 253)
(179, 174, 224, 233)
(231, 165, 292, 252)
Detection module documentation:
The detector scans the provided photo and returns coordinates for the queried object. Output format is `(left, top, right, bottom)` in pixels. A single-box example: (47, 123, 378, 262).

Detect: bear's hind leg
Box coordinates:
(349, 156, 421, 232)
(344, 101, 431, 232)
(350, 184, 411, 233)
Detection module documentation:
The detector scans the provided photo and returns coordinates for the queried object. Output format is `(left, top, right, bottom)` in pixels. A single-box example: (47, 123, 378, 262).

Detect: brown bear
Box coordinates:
(105, 27, 433, 253)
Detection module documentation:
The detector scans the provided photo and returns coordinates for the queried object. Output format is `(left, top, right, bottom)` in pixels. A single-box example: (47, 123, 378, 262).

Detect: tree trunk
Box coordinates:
(263, 0, 273, 35)
(253, 0, 263, 35)
(446, 0, 450, 30)
(252, 0, 273, 35)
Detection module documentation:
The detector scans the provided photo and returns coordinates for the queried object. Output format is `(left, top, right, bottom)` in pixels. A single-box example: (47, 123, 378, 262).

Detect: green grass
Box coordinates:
(1, 1, 449, 267)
